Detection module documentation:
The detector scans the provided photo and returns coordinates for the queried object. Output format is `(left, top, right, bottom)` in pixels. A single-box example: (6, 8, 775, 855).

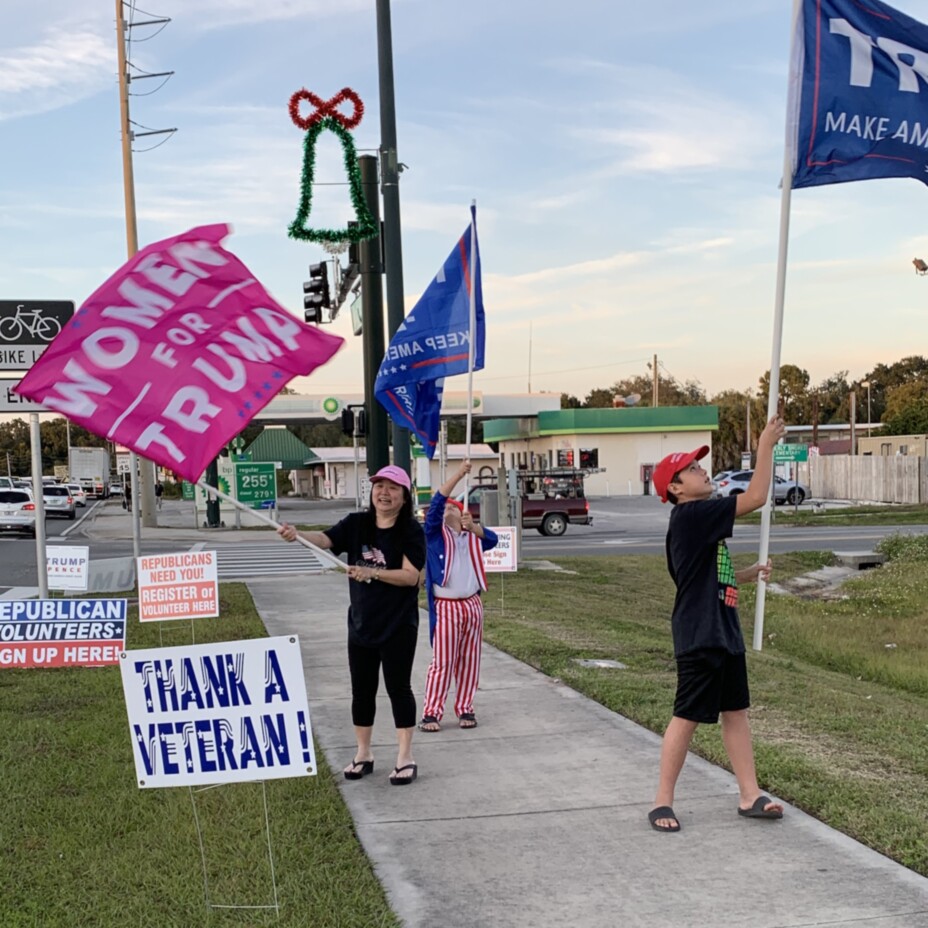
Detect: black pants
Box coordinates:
(347, 625, 418, 729)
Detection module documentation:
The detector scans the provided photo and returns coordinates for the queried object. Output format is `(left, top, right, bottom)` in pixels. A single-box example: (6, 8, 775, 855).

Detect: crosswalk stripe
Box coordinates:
(209, 544, 339, 579)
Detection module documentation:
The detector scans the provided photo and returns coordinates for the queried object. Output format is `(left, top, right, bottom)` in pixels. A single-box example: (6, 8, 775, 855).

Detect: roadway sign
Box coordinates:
(0, 300, 74, 371)
(0, 377, 48, 413)
(235, 462, 277, 510)
(774, 443, 809, 463)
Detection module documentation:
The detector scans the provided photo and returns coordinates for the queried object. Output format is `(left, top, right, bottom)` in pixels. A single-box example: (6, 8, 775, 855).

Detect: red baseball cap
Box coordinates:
(444, 498, 465, 512)
(652, 446, 710, 503)
(370, 464, 411, 491)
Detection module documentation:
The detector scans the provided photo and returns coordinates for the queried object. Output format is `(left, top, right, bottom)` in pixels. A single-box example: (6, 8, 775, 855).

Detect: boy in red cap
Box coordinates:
(420, 459, 498, 731)
(648, 414, 787, 833)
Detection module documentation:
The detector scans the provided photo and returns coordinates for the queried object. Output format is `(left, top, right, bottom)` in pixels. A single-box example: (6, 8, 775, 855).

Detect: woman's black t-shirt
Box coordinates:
(324, 512, 426, 646)
(665, 496, 744, 658)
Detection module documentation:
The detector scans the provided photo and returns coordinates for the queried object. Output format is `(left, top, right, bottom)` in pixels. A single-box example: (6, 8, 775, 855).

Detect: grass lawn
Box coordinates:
(740, 503, 928, 526)
(2, 585, 400, 928)
(482, 544, 928, 876)
(5, 537, 928, 923)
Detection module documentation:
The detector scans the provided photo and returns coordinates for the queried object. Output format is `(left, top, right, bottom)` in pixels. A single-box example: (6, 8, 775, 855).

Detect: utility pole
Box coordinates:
(115, 0, 146, 554)
(849, 391, 857, 456)
(359, 155, 389, 473)
(651, 354, 659, 407)
(376, 0, 410, 478)
(115, 0, 173, 540)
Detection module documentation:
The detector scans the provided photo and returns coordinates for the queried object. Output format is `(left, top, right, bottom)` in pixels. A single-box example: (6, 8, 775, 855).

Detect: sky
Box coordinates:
(2, 0, 928, 408)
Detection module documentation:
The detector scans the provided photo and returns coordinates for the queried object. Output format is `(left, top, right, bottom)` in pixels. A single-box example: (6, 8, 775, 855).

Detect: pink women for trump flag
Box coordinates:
(14, 224, 343, 483)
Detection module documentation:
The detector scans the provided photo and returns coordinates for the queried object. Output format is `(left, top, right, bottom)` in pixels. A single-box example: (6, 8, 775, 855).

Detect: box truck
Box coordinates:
(69, 446, 111, 499)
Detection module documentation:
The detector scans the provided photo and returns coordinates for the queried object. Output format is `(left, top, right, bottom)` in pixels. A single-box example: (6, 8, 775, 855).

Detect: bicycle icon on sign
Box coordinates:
(0, 304, 63, 342)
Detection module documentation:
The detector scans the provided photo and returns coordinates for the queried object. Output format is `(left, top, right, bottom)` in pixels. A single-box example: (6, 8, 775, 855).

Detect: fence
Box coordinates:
(809, 454, 928, 504)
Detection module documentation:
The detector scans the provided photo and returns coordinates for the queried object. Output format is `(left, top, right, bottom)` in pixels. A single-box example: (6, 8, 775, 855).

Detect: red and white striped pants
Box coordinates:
(422, 593, 483, 721)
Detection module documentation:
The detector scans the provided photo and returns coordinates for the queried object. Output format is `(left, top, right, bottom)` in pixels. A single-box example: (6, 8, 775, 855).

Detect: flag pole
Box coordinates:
(753, 0, 803, 651)
(463, 200, 477, 497)
(194, 480, 347, 572)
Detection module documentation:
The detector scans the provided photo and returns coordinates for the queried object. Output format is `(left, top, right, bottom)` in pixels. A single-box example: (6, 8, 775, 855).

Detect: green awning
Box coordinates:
(244, 428, 320, 469)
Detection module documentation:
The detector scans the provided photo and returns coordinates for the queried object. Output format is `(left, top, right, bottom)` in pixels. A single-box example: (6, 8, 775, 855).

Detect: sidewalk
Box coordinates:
(90, 502, 928, 926)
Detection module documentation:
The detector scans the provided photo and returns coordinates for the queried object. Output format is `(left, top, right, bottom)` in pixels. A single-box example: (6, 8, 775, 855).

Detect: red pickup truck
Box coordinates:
(465, 470, 593, 536)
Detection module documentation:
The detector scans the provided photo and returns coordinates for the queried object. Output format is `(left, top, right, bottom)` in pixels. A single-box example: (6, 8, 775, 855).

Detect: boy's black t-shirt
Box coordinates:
(665, 496, 744, 657)
(324, 512, 426, 647)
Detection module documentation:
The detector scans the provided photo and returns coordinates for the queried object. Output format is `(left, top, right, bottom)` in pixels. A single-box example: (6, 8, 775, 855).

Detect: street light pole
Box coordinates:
(861, 380, 872, 438)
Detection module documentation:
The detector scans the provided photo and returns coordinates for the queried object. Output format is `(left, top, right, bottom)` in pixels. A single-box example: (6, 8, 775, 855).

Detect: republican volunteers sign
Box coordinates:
(120, 636, 316, 788)
(137, 551, 218, 622)
(0, 599, 126, 669)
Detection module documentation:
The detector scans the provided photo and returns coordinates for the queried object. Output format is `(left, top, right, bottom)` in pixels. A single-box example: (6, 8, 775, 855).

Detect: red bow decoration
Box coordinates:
(289, 87, 364, 131)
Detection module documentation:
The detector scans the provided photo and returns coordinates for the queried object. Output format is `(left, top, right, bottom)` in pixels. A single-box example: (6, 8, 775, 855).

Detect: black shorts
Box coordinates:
(673, 648, 750, 724)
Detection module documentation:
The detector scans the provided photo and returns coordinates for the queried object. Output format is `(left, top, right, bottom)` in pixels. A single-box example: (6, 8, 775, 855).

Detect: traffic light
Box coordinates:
(303, 262, 330, 324)
(336, 259, 360, 307)
(340, 406, 367, 437)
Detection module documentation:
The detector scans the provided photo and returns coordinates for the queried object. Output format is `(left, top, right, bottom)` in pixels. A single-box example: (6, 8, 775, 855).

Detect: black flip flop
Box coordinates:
(738, 795, 783, 819)
(458, 713, 477, 729)
(648, 806, 681, 832)
(344, 759, 374, 781)
(389, 763, 418, 785)
(418, 716, 441, 732)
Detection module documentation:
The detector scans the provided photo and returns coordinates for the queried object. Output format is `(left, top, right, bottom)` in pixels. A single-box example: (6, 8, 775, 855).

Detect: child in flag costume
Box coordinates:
(420, 460, 498, 731)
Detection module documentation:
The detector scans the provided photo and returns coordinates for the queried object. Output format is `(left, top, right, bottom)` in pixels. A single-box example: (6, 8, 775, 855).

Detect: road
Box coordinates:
(1, 495, 926, 591)
(520, 497, 928, 557)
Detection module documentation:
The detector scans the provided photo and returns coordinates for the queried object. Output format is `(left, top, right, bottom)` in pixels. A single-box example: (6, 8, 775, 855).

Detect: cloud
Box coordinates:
(0, 30, 112, 119)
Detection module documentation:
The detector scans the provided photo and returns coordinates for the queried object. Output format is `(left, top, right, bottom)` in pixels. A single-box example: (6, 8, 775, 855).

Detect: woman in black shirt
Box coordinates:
(278, 465, 425, 785)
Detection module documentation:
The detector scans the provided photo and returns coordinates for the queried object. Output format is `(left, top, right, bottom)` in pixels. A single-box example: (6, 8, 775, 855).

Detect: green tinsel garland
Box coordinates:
(288, 115, 378, 245)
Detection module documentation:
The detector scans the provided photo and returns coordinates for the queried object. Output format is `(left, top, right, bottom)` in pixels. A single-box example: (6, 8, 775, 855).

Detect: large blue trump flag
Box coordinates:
(792, 0, 928, 188)
(375, 207, 485, 457)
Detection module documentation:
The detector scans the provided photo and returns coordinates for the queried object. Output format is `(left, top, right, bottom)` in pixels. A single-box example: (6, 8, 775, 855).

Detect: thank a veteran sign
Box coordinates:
(120, 636, 316, 788)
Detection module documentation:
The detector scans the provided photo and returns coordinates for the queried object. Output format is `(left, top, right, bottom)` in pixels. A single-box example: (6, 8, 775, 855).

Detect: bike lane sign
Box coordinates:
(0, 300, 74, 371)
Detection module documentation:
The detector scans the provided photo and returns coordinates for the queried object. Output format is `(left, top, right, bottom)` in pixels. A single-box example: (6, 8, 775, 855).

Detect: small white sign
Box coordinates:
(0, 378, 47, 413)
(46, 545, 90, 592)
(137, 550, 219, 622)
(483, 527, 517, 573)
(120, 636, 316, 788)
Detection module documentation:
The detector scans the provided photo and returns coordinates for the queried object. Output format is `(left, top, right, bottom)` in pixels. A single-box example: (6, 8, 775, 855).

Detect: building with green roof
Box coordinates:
(482, 406, 719, 496)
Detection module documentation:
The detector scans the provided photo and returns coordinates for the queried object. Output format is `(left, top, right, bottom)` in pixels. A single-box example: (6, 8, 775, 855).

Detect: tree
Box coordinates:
(560, 393, 582, 409)
(811, 370, 850, 424)
(583, 374, 706, 409)
(881, 380, 928, 435)
(757, 365, 812, 424)
(290, 421, 352, 449)
(445, 417, 484, 445)
(858, 356, 928, 428)
(708, 389, 758, 472)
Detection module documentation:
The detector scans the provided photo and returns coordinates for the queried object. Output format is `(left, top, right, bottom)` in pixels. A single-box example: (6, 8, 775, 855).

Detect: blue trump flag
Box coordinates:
(792, 0, 928, 188)
(375, 206, 485, 458)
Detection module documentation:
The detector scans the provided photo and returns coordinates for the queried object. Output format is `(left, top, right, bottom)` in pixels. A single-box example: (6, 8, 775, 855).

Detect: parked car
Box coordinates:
(464, 475, 592, 536)
(714, 470, 810, 505)
(43, 485, 76, 519)
(0, 489, 38, 536)
(67, 484, 88, 507)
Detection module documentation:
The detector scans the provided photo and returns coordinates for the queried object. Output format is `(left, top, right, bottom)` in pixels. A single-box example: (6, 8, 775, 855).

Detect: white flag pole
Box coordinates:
(463, 201, 477, 498)
(194, 480, 347, 572)
(753, 0, 803, 651)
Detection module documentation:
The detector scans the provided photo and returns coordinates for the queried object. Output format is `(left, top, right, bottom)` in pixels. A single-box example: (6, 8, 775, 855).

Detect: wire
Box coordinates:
(478, 357, 652, 384)
(132, 129, 176, 153)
